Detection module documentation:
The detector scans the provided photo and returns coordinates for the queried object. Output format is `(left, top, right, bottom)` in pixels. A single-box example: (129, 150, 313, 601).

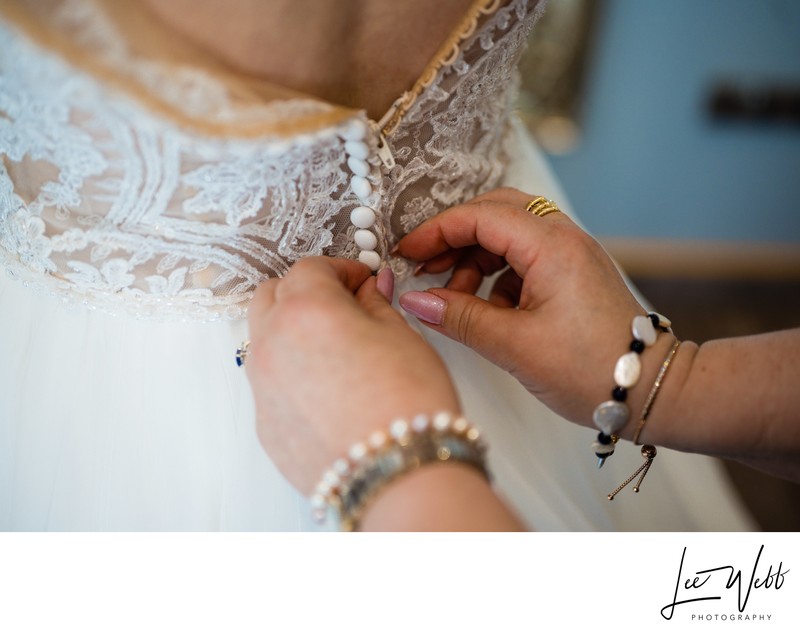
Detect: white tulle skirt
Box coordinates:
(0, 120, 757, 531)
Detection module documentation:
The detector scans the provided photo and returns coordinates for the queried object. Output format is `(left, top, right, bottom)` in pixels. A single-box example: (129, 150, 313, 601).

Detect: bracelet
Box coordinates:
(633, 338, 681, 445)
(607, 339, 681, 500)
(310, 412, 489, 531)
(591, 312, 671, 467)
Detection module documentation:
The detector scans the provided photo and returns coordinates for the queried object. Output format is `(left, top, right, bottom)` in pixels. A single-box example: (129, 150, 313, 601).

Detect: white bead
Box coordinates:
(368, 430, 388, 449)
(347, 156, 370, 178)
(358, 249, 381, 271)
(593, 400, 630, 435)
(411, 414, 429, 432)
(432, 411, 452, 432)
(651, 312, 672, 329)
(452, 417, 469, 434)
(592, 440, 616, 455)
(341, 119, 368, 141)
(350, 206, 376, 229)
(311, 507, 328, 524)
(354, 229, 378, 250)
(323, 470, 340, 487)
(333, 458, 350, 476)
(632, 315, 657, 346)
(315, 480, 331, 496)
(614, 351, 642, 388)
(344, 140, 369, 160)
(351, 176, 372, 201)
(466, 427, 481, 442)
(348, 442, 368, 461)
(389, 419, 410, 440)
(310, 493, 327, 509)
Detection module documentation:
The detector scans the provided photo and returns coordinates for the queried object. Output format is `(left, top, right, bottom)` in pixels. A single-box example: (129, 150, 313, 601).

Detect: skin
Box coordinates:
(247, 187, 799, 531)
(396, 188, 800, 482)
(246, 257, 522, 531)
(141, 0, 475, 118)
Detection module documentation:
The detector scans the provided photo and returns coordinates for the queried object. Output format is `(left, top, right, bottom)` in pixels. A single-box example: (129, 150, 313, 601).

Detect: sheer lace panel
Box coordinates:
(0, 0, 544, 320)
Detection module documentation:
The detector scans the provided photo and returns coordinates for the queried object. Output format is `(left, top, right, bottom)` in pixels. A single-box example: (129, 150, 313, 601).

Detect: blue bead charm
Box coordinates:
(235, 341, 250, 367)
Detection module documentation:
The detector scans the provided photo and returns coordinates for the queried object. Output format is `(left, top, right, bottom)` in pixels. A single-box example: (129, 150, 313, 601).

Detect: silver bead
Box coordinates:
(593, 400, 630, 435)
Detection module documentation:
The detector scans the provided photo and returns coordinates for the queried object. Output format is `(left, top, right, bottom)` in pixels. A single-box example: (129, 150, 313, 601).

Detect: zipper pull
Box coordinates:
(369, 121, 395, 169)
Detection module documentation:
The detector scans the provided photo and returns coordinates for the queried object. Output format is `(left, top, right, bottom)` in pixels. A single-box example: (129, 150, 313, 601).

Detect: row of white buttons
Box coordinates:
(341, 119, 381, 271)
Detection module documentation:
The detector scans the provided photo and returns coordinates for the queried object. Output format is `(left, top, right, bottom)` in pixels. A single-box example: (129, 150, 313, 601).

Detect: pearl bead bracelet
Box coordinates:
(310, 412, 489, 531)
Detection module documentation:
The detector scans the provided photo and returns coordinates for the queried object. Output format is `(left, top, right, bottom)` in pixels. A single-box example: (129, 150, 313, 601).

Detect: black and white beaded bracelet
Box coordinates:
(591, 312, 672, 467)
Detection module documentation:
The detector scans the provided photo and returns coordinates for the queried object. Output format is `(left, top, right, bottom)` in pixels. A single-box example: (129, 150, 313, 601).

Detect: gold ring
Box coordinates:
(525, 197, 561, 218)
(235, 340, 250, 367)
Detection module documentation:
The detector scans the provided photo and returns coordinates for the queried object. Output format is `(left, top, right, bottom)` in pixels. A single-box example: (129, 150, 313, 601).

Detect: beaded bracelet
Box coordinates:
(591, 312, 672, 467)
(607, 338, 681, 500)
(310, 412, 489, 531)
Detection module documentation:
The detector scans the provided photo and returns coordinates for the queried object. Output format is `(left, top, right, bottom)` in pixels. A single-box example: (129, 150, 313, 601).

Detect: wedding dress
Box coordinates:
(0, 0, 756, 530)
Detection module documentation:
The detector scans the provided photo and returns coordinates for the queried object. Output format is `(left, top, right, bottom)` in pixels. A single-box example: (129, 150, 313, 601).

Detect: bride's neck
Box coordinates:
(141, 0, 475, 118)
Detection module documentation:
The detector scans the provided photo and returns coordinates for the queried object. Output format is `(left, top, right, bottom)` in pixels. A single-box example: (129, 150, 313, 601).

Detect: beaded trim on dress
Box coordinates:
(0, 0, 544, 321)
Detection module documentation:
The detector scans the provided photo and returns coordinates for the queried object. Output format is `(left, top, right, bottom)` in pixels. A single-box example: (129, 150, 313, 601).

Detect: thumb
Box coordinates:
(355, 272, 405, 325)
(399, 288, 519, 363)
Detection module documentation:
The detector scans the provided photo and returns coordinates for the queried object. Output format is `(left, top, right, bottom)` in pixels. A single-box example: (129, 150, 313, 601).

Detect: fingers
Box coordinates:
(248, 278, 279, 323)
(355, 273, 407, 325)
(276, 257, 373, 300)
(446, 246, 507, 294)
(397, 188, 571, 278)
(488, 267, 523, 308)
(249, 257, 400, 333)
(399, 288, 521, 365)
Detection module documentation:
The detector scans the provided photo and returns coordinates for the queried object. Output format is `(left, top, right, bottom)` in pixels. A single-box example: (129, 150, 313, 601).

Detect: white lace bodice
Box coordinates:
(0, 0, 544, 320)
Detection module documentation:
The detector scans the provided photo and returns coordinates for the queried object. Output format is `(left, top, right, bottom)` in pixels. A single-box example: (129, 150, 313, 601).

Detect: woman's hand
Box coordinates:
(245, 257, 460, 494)
(396, 187, 660, 431)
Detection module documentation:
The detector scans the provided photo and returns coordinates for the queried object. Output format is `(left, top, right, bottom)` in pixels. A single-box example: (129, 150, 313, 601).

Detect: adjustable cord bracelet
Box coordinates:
(310, 412, 489, 531)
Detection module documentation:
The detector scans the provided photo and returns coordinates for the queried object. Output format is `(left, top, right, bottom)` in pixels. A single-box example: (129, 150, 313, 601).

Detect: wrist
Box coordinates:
(360, 463, 524, 531)
(311, 411, 491, 531)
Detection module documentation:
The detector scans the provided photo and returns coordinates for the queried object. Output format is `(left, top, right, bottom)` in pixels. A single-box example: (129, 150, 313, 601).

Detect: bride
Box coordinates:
(0, 0, 756, 530)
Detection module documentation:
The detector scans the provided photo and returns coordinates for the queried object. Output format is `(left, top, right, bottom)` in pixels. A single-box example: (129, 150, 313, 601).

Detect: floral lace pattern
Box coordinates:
(0, 0, 542, 321)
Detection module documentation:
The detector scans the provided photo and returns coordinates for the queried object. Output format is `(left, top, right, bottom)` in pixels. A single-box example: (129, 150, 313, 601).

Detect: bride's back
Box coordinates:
(142, 0, 476, 119)
(0, 0, 540, 320)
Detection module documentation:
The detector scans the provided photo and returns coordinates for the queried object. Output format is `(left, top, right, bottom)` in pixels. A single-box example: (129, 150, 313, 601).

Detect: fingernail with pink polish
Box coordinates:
(399, 291, 447, 326)
(376, 268, 395, 301)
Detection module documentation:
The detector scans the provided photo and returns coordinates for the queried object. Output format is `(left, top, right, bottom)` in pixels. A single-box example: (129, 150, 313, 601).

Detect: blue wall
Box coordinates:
(545, 0, 800, 243)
